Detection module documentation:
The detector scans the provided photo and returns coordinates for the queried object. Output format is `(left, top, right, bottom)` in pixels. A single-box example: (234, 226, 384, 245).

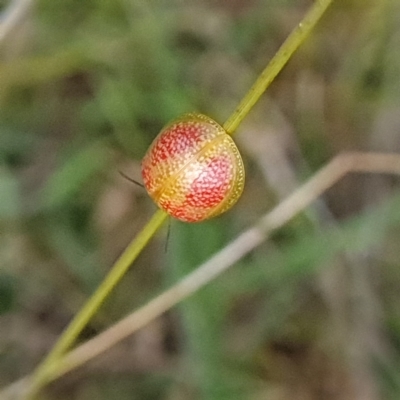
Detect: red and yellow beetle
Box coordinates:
(141, 113, 245, 222)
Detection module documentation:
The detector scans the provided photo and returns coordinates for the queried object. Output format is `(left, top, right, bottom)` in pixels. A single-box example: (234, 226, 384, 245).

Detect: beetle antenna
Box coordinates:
(164, 219, 171, 253)
(118, 170, 145, 188)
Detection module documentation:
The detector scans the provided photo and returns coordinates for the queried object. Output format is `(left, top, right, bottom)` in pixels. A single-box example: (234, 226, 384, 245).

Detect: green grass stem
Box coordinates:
(27, 209, 168, 398)
(223, 0, 333, 135)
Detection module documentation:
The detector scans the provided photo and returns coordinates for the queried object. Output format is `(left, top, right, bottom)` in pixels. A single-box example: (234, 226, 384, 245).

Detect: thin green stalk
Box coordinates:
(26, 0, 334, 396)
(27, 209, 168, 397)
(223, 0, 333, 135)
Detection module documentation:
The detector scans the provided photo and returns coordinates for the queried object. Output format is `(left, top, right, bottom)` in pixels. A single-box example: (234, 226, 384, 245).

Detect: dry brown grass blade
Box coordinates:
(0, 0, 34, 44)
(2, 151, 400, 400)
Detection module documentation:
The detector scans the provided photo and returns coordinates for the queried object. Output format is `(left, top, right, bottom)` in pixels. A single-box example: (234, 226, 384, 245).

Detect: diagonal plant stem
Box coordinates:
(23, 0, 334, 397)
(40, 152, 400, 378)
(26, 209, 168, 398)
(223, 0, 333, 135)
(4, 151, 400, 400)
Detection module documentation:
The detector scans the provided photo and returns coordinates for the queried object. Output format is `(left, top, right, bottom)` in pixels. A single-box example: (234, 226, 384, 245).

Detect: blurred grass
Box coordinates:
(2, 0, 400, 399)
(168, 218, 248, 399)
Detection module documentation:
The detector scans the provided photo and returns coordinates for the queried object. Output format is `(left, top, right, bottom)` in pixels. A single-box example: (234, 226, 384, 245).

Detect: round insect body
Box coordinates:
(141, 113, 245, 222)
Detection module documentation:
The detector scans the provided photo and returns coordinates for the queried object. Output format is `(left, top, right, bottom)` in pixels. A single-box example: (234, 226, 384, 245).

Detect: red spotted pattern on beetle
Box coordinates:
(141, 113, 245, 222)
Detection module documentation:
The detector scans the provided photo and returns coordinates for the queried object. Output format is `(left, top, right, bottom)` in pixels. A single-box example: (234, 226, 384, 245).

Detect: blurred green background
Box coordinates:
(2, 0, 400, 399)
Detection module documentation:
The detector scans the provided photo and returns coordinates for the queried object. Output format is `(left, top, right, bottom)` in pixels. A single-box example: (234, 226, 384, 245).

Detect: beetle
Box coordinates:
(141, 113, 245, 222)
